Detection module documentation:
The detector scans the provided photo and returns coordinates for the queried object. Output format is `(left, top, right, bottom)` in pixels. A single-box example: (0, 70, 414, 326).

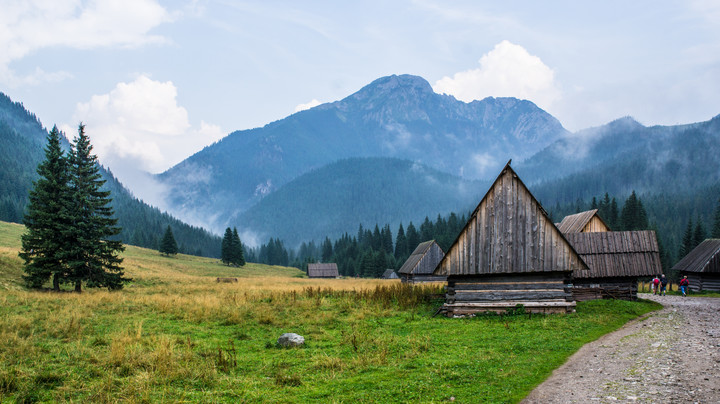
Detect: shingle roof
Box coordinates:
(557, 209, 609, 233)
(307, 263, 339, 277)
(399, 240, 443, 275)
(671, 239, 720, 273)
(564, 230, 661, 279)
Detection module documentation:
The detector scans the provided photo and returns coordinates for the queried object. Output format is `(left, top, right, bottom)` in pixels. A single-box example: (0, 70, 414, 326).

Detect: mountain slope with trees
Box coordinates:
(0, 92, 222, 258)
(158, 74, 568, 231)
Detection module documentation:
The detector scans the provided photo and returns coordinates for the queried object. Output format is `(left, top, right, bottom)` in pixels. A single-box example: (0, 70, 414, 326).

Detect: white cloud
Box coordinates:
(0, 0, 170, 86)
(433, 40, 561, 110)
(65, 75, 225, 204)
(294, 99, 322, 112)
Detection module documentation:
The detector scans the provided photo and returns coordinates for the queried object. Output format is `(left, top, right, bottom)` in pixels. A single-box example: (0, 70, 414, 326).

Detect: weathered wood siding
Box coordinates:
(435, 166, 587, 276)
(443, 272, 575, 315)
(557, 210, 610, 233)
(584, 216, 610, 232)
(565, 231, 661, 279)
(572, 277, 639, 301)
(308, 263, 340, 278)
(683, 272, 720, 292)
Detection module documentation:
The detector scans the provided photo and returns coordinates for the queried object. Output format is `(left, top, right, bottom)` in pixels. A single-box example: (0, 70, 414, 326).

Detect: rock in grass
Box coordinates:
(278, 333, 305, 347)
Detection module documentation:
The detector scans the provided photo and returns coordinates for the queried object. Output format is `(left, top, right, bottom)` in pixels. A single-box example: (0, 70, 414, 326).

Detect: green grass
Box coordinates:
(0, 220, 662, 403)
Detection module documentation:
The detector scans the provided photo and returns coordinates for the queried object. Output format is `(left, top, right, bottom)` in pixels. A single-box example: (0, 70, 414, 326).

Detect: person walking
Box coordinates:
(660, 274, 668, 296)
(652, 275, 660, 295)
(680, 275, 689, 297)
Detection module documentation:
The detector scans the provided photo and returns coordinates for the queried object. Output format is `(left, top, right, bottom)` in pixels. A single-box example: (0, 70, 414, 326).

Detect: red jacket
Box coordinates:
(680, 278, 689, 287)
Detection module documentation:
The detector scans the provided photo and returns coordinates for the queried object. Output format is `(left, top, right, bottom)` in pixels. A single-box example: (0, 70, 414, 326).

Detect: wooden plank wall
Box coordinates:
(415, 242, 445, 275)
(687, 273, 720, 292)
(442, 272, 575, 315)
(573, 278, 639, 301)
(436, 169, 585, 276)
(584, 216, 609, 232)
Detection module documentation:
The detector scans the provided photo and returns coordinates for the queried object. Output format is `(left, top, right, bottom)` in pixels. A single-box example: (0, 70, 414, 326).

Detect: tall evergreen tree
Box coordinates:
(19, 126, 73, 290)
(159, 225, 178, 256)
(230, 227, 245, 266)
(679, 218, 694, 259)
(221, 227, 233, 265)
(712, 198, 720, 239)
(65, 124, 126, 292)
(406, 222, 420, 252)
(692, 218, 706, 249)
(321, 237, 333, 262)
(394, 223, 407, 260)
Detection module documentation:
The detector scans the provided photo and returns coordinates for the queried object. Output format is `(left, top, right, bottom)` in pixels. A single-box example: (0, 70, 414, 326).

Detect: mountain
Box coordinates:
(237, 157, 486, 246)
(158, 74, 568, 231)
(0, 92, 222, 257)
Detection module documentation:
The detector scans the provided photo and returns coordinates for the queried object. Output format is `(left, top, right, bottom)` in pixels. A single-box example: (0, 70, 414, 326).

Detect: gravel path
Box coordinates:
(522, 294, 720, 404)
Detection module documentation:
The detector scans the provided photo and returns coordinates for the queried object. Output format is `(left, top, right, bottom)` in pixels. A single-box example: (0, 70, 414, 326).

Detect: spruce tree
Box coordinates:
(19, 126, 73, 290)
(712, 198, 720, 239)
(394, 223, 407, 260)
(65, 124, 126, 292)
(159, 225, 178, 256)
(231, 227, 245, 266)
(221, 227, 233, 265)
(321, 237, 333, 262)
(693, 218, 706, 249)
(679, 218, 694, 259)
(406, 222, 420, 252)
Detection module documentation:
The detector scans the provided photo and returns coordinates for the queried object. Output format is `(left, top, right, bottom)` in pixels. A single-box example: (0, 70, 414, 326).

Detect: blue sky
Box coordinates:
(2, 0, 719, 189)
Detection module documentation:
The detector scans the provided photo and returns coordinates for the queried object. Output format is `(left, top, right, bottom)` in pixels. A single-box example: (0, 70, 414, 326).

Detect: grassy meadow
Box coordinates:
(0, 220, 662, 403)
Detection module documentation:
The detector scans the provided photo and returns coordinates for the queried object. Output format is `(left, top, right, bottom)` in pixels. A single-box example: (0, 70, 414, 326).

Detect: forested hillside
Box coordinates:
(0, 92, 222, 257)
(238, 157, 485, 246)
(159, 74, 567, 231)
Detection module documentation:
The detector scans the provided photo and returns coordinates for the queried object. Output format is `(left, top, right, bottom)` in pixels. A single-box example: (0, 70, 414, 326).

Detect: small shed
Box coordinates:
(382, 269, 399, 279)
(398, 240, 447, 283)
(557, 209, 611, 233)
(672, 239, 720, 292)
(307, 263, 340, 278)
(564, 231, 661, 301)
(434, 161, 588, 315)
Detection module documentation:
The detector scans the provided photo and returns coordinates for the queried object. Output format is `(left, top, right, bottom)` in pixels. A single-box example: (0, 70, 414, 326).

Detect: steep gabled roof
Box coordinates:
(382, 269, 399, 279)
(565, 231, 661, 278)
(435, 161, 587, 276)
(672, 239, 720, 273)
(307, 263, 339, 277)
(557, 209, 610, 233)
(399, 240, 444, 275)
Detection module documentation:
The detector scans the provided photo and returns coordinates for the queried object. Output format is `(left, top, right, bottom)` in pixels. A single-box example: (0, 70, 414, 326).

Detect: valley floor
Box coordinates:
(522, 294, 720, 403)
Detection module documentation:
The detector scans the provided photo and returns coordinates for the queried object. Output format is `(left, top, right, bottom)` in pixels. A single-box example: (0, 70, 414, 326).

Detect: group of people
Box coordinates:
(650, 274, 690, 297)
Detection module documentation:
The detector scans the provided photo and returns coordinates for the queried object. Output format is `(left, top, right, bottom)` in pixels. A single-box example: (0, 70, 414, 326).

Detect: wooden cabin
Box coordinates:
(382, 269, 399, 279)
(556, 209, 610, 233)
(434, 162, 588, 315)
(564, 231, 661, 301)
(671, 239, 720, 292)
(398, 240, 447, 283)
(307, 263, 340, 278)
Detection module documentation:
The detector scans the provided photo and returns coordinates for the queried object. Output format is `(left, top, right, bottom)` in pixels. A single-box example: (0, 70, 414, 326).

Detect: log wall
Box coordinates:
(442, 272, 575, 316)
(686, 273, 720, 292)
(572, 277, 639, 301)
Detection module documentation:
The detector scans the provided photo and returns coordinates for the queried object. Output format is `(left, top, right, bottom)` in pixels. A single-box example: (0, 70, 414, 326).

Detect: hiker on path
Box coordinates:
(680, 276, 689, 297)
(660, 274, 668, 296)
(652, 275, 660, 295)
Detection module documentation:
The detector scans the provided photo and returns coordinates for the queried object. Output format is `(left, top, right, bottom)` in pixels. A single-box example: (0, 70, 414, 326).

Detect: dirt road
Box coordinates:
(522, 294, 720, 403)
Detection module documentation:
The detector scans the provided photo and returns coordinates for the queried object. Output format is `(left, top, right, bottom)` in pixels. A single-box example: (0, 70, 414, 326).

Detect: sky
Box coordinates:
(2, 0, 720, 193)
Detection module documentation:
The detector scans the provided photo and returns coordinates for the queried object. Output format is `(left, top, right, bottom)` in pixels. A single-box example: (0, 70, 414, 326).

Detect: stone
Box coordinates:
(277, 333, 305, 347)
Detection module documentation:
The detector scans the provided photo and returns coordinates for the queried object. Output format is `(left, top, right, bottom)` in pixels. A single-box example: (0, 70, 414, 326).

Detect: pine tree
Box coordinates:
(230, 227, 245, 266)
(692, 218, 706, 249)
(221, 227, 233, 265)
(406, 222, 420, 252)
(159, 225, 178, 256)
(65, 124, 126, 292)
(321, 237, 333, 262)
(679, 218, 694, 259)
(394, 223, 407, 260)
(19, 126, 73, 290)
(712, 198, 720, 239)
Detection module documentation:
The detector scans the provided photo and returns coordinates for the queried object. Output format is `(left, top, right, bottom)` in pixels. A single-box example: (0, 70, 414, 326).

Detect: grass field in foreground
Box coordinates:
(0, 220, 661, 403)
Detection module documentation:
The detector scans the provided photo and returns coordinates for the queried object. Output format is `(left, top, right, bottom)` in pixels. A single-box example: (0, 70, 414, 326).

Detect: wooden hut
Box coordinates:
(307, 263, 339, 278)
(382, 269, 399, 279)
(671, 239, 720, 292)
(564, 231, 661, 301)
(556, 209, 610, 233)
(398, 240, 447, 283)
(434, 162, 588, 315)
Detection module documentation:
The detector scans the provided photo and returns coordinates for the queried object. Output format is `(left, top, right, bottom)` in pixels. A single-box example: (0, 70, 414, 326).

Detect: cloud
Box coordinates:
(433, 40, 561, 109)
(64, 75, 225, 204)
(294, 99, 322, 112)
(0, 0, 170, 86)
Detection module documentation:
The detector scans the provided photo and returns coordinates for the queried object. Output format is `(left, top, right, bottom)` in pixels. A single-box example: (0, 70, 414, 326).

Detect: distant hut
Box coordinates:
(307, 263, 340, 278)
(398, 240, 447, 283)
(434, 161, 588, 315)
(564, 231, 661, 301)
(557, 209, 610, 233)
(672, 239, 720, 292)
(382, 269, 399, 279)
